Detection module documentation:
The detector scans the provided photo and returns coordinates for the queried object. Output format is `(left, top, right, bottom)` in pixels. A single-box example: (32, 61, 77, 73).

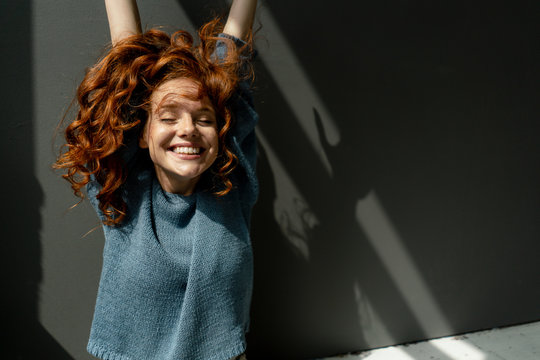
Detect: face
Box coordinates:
(139, 78, 219, 195)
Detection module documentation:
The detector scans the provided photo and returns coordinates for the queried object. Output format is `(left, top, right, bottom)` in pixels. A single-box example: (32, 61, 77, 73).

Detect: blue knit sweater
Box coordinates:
(86, 35, 258, 360)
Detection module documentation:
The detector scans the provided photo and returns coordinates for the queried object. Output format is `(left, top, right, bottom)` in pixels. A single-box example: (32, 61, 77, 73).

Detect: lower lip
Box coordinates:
(169, 150, 203, 160)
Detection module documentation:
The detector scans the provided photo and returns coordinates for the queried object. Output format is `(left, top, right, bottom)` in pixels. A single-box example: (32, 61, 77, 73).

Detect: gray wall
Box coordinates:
(3, 0, 538, 359)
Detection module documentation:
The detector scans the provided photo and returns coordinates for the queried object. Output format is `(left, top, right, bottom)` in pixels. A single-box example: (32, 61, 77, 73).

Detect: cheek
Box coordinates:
(209, 130, 220, 155)
(147, 123, 174, 149)
(139, 122, 150, 148)
(202, 129, 219, 167)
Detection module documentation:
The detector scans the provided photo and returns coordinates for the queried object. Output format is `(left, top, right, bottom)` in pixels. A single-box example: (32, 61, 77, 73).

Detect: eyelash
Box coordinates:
(159, 118, 215, 125)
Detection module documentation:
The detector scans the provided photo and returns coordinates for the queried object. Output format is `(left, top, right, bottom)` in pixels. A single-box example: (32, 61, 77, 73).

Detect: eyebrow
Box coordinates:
(156, 104, 216, 115)
(195, 106, 216, 114)
(158, 104, 180, 112)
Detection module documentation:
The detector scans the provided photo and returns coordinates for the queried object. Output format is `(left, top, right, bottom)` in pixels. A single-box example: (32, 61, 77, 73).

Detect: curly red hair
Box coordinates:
(55, 19, 253, 226)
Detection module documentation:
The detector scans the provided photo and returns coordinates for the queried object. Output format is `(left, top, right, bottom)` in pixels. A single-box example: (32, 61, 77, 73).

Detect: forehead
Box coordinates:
(151, 77, 200, 100)
(150, 78, 210, 109)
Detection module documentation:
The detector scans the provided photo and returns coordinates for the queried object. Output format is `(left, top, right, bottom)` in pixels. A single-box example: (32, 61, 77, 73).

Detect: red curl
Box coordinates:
(54, 18, 254, 226)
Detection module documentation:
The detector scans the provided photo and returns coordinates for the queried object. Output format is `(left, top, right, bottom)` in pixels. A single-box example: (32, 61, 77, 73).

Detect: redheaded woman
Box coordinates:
(55, 1, 258, 359)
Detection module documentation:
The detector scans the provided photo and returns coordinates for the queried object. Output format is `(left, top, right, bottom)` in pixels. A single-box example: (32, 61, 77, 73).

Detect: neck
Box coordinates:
(154, 168, 200, 195)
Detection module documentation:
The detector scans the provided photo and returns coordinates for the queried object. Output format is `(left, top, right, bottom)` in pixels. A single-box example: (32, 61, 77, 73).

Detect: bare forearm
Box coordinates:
(223, 0, 258, 40)
(104, 0, 142, 45)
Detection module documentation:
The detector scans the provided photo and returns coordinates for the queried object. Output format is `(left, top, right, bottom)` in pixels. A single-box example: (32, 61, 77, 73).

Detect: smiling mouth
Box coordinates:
(169, 146, 204, 155)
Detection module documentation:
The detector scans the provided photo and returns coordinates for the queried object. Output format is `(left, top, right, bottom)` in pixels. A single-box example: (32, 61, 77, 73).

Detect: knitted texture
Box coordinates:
(86, 35, 258, 360)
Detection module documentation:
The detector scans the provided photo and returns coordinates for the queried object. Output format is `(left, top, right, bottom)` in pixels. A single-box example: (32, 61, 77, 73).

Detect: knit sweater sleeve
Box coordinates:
(216, 34, 259, 209)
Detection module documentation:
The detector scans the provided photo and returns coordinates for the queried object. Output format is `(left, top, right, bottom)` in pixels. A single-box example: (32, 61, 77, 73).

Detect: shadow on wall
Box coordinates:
(247, 1, 540, 359)
(150, 1, 539, 359)
(0, 1, 73, 358)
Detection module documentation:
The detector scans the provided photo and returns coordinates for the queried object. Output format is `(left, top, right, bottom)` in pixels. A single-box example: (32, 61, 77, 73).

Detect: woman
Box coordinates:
(55, 0, 258, 359)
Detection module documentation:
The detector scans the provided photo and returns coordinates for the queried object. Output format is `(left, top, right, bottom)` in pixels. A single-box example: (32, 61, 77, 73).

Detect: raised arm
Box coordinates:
(223, 0, 258, 40)
(104, 0, 142, 45)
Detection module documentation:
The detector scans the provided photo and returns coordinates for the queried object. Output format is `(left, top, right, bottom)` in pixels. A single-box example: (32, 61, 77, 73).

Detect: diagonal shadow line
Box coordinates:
(176, 1, 454, 359)
(246, 62, 430, 358)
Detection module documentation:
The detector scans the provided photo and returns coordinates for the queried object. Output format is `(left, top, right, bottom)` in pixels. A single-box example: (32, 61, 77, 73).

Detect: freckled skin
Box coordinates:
(139, 78, 219, 195)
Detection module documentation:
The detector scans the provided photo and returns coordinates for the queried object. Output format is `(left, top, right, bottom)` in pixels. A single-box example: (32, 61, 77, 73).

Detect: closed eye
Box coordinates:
(196, 118, 216, 126)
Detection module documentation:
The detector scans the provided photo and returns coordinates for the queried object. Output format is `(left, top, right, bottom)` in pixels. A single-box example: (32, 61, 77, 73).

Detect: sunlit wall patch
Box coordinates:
(256, 4, 341, 176)
(258, 131, 318, 260)
(355, 191, 486, 360)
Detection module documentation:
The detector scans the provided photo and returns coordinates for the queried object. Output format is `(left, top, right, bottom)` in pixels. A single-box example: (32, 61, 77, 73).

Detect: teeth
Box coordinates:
(172, 146, 200, 154)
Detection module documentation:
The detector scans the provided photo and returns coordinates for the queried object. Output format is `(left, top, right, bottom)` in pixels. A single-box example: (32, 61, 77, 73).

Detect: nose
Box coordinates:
(176, 116, 198, 138)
